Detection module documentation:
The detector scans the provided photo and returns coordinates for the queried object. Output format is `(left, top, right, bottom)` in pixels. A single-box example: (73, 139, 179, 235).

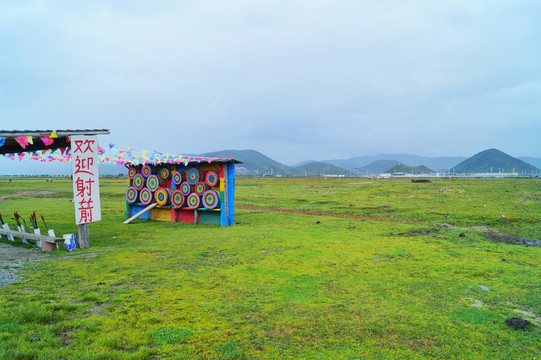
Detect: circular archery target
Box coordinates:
(205, 171, 219, 187)
(186, 168, 202, 185)
(126, 186, 138, 203)
(180, 182, 192, 196)
(155, 188, 171, 206)
(139, 188, 153, 205)
(142, 164, 156, 177)
(133, 174, 145, 190)
(171, 190, 185, 208)
(187, 193, 201, 209)
(172, 171, 183, 185)
(194, 182, 208, 196)
(159, 167, 170, 180)
(202, 190, 220, 209)
(128, 167, 137, 179)
(147, 175, 160, 191)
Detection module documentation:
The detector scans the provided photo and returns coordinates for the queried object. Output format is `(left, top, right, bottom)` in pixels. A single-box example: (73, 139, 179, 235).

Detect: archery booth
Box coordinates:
(125, 159, 239, 226)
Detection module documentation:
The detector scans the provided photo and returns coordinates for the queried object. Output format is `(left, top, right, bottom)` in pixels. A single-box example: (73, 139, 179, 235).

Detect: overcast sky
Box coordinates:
(1, 0, 540, 165)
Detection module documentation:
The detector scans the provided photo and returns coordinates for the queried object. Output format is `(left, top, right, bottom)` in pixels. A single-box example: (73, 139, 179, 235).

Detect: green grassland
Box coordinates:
(0, 177, 539, 359)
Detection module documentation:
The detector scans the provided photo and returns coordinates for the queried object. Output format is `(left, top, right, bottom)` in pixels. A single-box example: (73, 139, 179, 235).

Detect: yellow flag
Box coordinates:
(27, 136, 33, 145)
(50, 130, 58, 138)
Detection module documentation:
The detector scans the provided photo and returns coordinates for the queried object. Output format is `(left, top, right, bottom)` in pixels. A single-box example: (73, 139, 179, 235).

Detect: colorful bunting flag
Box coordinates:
(41, 137, 54, 146)
(15, 136, 28, 149)
(1, 141, 227, 167)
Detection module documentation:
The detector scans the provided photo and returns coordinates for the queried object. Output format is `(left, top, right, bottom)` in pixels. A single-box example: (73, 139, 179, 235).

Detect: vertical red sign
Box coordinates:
(71, 135, 101, 224)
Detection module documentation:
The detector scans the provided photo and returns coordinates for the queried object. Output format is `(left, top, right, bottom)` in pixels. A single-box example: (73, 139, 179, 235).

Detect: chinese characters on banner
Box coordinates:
(71, 135, 101, 225)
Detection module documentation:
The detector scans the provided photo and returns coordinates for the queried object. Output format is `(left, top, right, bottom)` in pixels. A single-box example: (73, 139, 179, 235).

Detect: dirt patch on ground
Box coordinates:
(58, 252, 100, 260)
(236, 204, 404, 223)
(0, 244, 101, 287)
(513, 309, 541, 325)
(435, 223, 541, 247)
(0, 242, 48, 268)
(58, 327, 74, 346)
(396, 228, 440, 237)
(0, 190, 56, 200)
(0, 242, 49, 286)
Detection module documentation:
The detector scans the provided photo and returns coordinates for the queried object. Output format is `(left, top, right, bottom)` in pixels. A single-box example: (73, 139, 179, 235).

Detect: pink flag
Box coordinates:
(41, 137, 54, 146)
(15, 136, 28, 149)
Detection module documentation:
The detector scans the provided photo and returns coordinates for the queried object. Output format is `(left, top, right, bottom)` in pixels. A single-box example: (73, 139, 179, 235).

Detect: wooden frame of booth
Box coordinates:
(125, 160, 237, 226)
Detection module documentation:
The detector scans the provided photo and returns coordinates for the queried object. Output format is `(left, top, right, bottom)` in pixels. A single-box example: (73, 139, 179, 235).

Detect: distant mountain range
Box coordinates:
(197, 149, 540, 176)
(383, 164, 434, 174)
(352, 160, 401, 175)
(323, 154, 466, 172)
(1, 148, 539, 177)
(296, 162, 349, 176)
(200, 150, 300, 176)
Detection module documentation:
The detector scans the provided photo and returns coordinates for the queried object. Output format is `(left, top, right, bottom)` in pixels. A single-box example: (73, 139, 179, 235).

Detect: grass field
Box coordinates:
(0, 176, 540, 359)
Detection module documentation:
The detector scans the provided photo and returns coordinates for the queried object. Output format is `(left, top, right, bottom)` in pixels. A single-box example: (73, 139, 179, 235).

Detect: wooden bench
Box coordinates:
(0, 229, 65, 251)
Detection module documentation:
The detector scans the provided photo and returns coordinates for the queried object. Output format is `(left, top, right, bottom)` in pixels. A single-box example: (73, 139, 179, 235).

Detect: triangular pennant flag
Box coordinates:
(0, 137, 5, 147)
(15, 136, 28, 149)
(41, 137, 54, 146)
(49, 130, 58, 138)
(27, 136, 33, 145)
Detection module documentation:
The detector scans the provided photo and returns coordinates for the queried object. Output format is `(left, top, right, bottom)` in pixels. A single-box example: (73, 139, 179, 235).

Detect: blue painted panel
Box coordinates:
(227, 163, 235, 225)
(220, 190, 226, 226)
(130, 204, 151, 220)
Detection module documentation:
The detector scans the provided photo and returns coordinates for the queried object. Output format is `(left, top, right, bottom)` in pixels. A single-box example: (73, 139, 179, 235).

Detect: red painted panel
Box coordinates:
(174, 209, 195, 223)
(217, 164, 224, 178)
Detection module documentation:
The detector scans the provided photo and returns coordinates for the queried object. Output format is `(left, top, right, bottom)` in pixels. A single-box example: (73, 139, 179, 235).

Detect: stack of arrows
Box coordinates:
(0, 212, 53, 245)
(29, 211, 38, 229)
(41, 215, 49, 231)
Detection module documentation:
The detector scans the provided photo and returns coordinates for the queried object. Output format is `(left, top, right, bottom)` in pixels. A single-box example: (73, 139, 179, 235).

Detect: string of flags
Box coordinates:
(0, 131, 58, 150)
(98, 144, 230, 166)
(0, 133, 231, 166)
(1, 148, 71, 163)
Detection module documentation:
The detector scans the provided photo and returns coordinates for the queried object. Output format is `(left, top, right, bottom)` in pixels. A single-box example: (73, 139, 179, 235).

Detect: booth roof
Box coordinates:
(0, 129, 110, 155)
(0, 130, 241, 165)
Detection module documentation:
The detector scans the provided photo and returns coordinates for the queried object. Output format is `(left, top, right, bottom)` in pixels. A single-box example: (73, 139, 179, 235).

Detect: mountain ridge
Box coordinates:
(452, 149, 539, 174)
(2, 148, 539, 176)
(198, 149, 540, 176)
(322, 154, 466, 171)
(296, 162, 349, 176)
